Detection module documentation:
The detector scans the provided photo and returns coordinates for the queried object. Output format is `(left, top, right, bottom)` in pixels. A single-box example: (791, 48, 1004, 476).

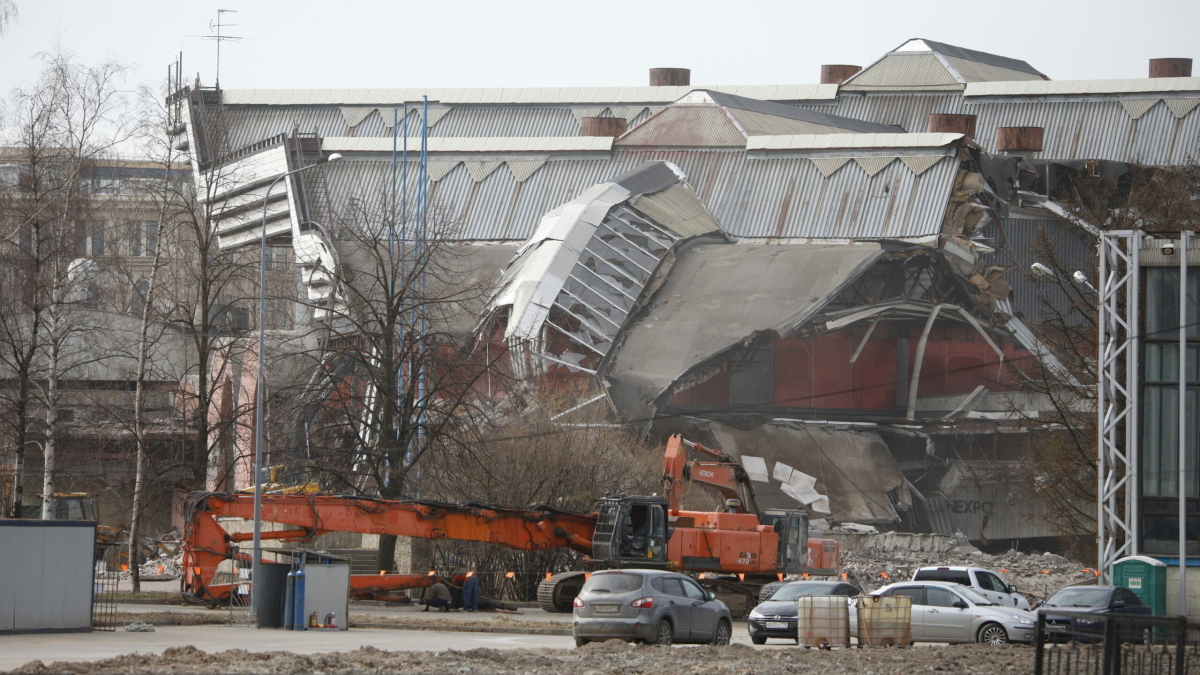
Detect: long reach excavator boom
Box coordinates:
(181, 435, 838, 614)
(181, 491, 595, 602)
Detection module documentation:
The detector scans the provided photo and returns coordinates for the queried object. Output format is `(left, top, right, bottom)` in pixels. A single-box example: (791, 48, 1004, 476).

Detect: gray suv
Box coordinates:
(572, 569, 732, 646)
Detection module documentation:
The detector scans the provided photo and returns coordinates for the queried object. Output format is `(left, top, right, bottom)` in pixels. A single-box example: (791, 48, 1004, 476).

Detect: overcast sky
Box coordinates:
(1, 0, 1198, 94)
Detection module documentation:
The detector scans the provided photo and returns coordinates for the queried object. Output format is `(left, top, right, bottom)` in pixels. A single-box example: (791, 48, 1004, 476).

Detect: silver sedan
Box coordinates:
(863, 581, 1037, 644)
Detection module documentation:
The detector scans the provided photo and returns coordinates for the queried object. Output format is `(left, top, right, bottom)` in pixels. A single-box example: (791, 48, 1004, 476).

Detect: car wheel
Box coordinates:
(574, 637, 590, 648)
(751, 634, 767, 645)
(652, 619, 674, 646)
(978, 623, 1008, 646)
(711, 619, 731, 646)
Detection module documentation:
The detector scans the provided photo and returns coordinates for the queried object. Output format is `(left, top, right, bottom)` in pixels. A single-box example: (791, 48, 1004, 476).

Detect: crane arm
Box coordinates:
(181, 491, 596, 602)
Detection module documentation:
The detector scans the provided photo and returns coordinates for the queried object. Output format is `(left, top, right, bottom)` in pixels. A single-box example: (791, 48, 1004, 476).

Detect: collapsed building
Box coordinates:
(169, 39, 1200, 551)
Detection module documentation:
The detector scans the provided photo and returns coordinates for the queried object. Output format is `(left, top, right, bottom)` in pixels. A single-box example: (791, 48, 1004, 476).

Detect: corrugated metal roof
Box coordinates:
(799, 91, 1200, 165)
(979, 217, 1092, 324)
(729, 152, 959, 238)
(314, 146, 959, 242)
(798, 94, 965, 134)
(221, 84, 839, 106)
(941, 56, 1045, 84)
(912, 39, 1045, 77)
(321, 136, 613, 154)
(965, 78, 1200, 97)
(616, 106, 747, 147)
(840, 53, 964, 92)
(746, 132, 963, 151)
(703, 90, 901, 133)
(963, 97, 1200, 164)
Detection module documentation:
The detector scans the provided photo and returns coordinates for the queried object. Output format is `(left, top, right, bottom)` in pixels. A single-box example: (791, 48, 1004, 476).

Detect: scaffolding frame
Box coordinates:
(1097, 231, 1142, 582)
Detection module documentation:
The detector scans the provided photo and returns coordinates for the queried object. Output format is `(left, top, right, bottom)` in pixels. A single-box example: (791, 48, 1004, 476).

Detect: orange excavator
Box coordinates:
(181, 434, 839, 615)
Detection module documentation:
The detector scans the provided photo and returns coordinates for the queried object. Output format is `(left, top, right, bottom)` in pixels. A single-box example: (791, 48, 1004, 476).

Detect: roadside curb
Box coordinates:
(350, 622, 571, 636)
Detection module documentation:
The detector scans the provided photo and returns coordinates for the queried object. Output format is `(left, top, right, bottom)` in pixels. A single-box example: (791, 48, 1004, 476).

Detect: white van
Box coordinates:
(911, 566, 1030, 610)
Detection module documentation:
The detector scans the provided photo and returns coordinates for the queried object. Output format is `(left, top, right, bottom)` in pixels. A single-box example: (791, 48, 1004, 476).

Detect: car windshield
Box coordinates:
(1045, 588, 1111, 608)
(952, 585, 998, 606)
(770, 583, 839, 601)
(582, 573, 643, 594)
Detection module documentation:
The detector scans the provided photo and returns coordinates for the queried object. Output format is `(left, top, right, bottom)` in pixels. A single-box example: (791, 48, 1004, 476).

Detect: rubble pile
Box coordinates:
(837, 531, 1094, 599)
(120, 554, 183, 582)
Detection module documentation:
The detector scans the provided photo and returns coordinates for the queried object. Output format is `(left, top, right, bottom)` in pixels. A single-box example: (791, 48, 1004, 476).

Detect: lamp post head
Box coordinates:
(321, 152, 343, 164)
(1072, 271, 1088, 285)
(1030, 262, 1054, 279)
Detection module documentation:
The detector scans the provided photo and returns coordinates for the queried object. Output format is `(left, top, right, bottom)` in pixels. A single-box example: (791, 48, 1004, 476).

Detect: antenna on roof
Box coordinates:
(203, 9, 246, 89)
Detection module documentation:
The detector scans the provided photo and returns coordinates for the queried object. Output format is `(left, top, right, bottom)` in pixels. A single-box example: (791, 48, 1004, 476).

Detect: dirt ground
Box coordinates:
(10, 641, 1032, 675)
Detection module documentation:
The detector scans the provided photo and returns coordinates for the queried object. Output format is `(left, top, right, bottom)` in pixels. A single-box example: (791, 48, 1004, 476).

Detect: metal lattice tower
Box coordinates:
(1097, 231, 1142, 581)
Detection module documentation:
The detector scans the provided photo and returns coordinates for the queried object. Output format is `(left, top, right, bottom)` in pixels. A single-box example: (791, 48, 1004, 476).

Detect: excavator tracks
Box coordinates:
(536, 571, 588, 613)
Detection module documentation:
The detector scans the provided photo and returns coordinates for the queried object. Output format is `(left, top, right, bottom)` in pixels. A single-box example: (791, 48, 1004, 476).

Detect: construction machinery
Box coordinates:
(181, 434, 839, 615)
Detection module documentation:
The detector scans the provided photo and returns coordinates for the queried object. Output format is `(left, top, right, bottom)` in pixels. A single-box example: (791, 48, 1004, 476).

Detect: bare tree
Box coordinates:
(0, 1, 16, 36)
(1014, 164, 1200, 561)
(421, 385, 659, 599)
(284, 184, 508, 571)
(151, 96, 257, 496)
(0, 50, 132, 518)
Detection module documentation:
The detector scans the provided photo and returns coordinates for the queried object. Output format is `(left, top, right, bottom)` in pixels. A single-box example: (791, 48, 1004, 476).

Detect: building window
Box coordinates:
(75, 221, 105, 257)
(127, 221, 159, 257)
(265, 298, 293, 330)
(130, 279, 149, 318)
(264, 245, 291, 270)
(1141, 266, 1200, 554)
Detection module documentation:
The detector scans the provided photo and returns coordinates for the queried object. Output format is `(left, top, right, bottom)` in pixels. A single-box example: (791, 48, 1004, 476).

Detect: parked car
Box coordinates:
(572, 569, 733, 647)
(1037, 586, 1153, 642)
(912, 566, 1031, 609)
(870, 581, 1037, 644)
(747, 580, 862, 645)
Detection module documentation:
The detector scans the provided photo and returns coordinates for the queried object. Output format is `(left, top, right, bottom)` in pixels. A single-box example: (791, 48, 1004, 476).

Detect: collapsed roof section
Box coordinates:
(600, 242, 885, 420)
(840, 38, 1048, 92)
(484, 161, 724, 377)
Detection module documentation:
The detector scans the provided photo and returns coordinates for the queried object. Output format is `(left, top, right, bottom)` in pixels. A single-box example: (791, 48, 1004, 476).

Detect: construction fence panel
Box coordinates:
(0, 520, 97, 634)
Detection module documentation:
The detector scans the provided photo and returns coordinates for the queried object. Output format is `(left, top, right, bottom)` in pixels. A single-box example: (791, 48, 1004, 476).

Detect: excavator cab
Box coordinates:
(589, 496, 669, 568)
(760, 509, 809, 575)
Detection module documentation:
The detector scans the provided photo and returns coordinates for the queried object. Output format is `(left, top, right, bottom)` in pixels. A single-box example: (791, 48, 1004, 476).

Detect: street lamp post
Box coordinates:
(251, 151, 342, 617)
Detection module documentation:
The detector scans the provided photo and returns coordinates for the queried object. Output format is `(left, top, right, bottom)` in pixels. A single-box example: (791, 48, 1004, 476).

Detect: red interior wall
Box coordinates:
(668, 322, 1029, 411)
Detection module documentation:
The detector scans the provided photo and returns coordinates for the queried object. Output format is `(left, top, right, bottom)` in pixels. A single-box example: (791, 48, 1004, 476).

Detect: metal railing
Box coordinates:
(91, 547, 120, 632)
(1034, 610, 1194, 675)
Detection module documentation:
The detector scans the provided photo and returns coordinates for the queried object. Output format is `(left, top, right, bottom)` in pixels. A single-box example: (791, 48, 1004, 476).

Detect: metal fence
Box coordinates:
(91, 547, 120, 632)
(1034, 610, 1196, 675)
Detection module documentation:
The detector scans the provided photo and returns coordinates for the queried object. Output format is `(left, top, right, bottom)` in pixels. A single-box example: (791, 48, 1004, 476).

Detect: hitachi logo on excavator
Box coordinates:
(698, 470, 716, 478)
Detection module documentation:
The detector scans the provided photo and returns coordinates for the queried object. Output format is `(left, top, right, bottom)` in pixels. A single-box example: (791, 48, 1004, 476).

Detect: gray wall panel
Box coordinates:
(0, 522, 95, 633)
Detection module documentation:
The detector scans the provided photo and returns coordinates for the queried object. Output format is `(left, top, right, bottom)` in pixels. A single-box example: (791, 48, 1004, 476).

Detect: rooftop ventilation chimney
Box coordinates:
(1149, 58, 1193, 78)
(581, 117, 628, 137)
(820, 64, 862, 85)
(997, 126, 1044, 153)
(649, 68, 690, 86)
(928, 114, 977, 138)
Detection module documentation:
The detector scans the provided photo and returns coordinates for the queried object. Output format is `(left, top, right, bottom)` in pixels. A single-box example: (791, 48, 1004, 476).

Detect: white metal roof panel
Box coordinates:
(746, 132, 963, 151)
(965, 77, 1200, 98)
(321, 136, 613, 153)
(221, 84, 838, 106)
